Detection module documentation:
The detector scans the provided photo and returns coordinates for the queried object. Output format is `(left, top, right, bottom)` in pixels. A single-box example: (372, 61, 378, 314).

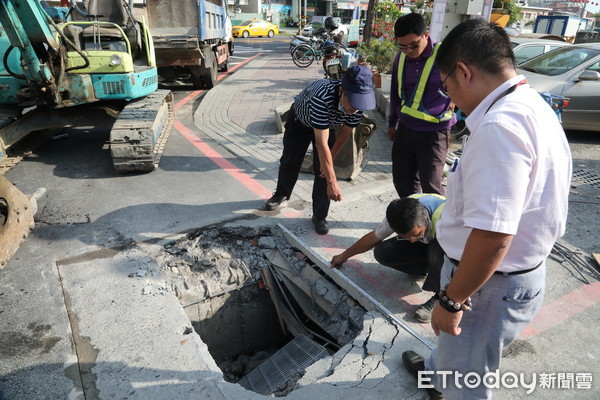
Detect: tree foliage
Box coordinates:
(493, 0, 523, 25)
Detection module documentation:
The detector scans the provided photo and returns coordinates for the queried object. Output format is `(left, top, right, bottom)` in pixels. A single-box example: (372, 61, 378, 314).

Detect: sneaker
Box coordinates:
(312, 217, 329, 235)
(402, 350, 445, 399)
(265, 192, 287, 211)
(413, 295, 438, 323)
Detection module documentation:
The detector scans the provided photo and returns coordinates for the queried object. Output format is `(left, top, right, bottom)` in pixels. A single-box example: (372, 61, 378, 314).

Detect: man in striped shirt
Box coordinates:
(266, 65, 376, 235)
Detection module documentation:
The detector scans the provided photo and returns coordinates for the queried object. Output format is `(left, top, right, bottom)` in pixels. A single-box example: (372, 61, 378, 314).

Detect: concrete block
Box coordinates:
(275, 102, 294, 133)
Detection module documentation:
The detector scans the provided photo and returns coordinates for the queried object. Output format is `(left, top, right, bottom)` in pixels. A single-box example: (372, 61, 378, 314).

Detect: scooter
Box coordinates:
(540, 92, 569, 122)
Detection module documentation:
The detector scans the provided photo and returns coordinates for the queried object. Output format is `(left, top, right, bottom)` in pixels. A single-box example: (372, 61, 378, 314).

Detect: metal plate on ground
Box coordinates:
(571, 169, 600, 190)
(237, 335, 328, 396)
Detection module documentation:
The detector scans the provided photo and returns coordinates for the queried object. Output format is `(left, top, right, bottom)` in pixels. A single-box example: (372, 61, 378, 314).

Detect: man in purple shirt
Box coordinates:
(387, 13, 454, 198)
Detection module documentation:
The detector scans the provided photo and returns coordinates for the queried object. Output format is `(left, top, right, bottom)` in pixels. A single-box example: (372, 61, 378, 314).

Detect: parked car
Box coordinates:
(510, 37, 571, 65)
(517, 43, 600, 132)
(301, 23, 348, 37)
(232, 20, 279, 38)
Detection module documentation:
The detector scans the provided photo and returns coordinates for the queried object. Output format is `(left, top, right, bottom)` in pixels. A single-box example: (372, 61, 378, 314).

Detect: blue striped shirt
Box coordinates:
(293, 79, 363, 130)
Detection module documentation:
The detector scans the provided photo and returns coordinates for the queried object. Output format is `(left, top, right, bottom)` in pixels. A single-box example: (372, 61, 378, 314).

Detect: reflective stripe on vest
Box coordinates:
(409, 193, 445, 238)
(397, 43, 452, 124)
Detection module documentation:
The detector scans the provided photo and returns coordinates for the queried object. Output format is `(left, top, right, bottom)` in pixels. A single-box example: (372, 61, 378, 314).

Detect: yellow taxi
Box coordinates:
(232, 20, 279, 38)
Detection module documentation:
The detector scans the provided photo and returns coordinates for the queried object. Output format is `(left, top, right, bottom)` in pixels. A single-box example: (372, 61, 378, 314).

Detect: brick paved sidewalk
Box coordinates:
(194, 51, 393, 204)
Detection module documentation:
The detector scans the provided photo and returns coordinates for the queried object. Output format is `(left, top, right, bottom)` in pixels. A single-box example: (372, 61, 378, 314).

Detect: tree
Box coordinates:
(493, 0, 523, 26)
(364, 0, 402, 44)
(364, 0, 378, 45)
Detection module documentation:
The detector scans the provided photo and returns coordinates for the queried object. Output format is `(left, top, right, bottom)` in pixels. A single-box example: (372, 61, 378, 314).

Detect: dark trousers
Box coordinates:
(392, 124, 449, 198)
(275, 108, 336, 220)
(373, 237, 444, 294)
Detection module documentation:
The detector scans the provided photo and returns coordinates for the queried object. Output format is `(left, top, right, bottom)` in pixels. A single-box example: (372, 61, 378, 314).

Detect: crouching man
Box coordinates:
(331, 194, 445, 322)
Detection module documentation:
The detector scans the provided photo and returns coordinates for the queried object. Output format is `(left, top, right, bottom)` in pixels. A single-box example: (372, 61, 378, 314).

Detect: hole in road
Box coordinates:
(159, 225, 366, 396)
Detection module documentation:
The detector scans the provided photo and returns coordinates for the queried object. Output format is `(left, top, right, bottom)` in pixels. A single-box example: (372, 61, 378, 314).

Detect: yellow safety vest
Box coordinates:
(409, 193, 445, 238)
(397, 43, 454, 124)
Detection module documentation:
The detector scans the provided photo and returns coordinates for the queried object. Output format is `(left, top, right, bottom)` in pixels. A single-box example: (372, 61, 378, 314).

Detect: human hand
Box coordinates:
(386, 127, 396, 142)
(327, 181, 342, 201)
(431, 303, 462, 336)
(331, 254, 346, 268)
(319, 165, 326, 179)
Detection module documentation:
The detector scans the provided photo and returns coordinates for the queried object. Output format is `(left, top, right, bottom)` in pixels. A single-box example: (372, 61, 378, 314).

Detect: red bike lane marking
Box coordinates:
(171, 53, 599, 340)
(174, 120, 272, 200)
(520, 280, 600, 338)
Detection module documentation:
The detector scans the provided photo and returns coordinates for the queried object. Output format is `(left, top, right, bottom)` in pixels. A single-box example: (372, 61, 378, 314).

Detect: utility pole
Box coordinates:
(580, 0, 587, 19)
(304, 0, 307, 25)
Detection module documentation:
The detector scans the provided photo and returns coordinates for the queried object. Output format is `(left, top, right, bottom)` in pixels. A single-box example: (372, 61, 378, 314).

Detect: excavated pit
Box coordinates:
(157, 225, 367, 396)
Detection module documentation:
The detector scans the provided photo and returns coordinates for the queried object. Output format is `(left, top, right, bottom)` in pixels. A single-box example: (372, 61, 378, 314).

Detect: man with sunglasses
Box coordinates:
(265, 65, 376, 235)
(387, 13, 455, 199)
(331, 193, 445, 322)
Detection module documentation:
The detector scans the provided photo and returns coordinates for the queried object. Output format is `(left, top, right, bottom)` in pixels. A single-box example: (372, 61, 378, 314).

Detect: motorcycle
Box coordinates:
(540, 92, 569, 122)
(322, 45, 359, 80)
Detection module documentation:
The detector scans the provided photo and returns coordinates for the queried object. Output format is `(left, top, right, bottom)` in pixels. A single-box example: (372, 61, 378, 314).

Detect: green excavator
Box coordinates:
(0, 0, 175, 267)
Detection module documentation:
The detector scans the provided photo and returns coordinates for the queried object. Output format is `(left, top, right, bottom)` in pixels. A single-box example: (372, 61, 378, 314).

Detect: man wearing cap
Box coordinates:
(388, 13, 455, 198)
(265, 65, 376, 235)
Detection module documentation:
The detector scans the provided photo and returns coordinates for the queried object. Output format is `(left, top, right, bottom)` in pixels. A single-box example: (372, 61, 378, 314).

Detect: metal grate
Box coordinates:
(571, 169, 600, 190)
(102, 80, 125, 95)
(237, 335, 328, 395)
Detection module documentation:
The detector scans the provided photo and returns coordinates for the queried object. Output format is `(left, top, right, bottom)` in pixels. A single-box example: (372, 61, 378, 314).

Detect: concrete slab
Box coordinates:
(56, 246, 230, 399)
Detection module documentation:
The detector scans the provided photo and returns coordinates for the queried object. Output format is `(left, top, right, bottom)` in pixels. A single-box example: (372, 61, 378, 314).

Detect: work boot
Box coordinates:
(265, 192, 287, 211)
(312, 216, 329, 235)
(402, 350, 445, 400)
(413, 295, 438, 323)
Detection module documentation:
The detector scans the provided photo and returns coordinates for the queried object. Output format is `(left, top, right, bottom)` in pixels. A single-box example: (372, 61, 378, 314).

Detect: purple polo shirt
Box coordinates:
(388, 38, 454, 132)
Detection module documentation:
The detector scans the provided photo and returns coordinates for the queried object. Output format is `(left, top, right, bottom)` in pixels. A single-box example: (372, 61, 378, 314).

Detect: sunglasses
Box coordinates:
(397, 35, 425, 51)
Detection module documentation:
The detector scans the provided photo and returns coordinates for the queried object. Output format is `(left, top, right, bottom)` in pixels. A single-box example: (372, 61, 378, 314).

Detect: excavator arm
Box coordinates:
(0, 0, 63, 105)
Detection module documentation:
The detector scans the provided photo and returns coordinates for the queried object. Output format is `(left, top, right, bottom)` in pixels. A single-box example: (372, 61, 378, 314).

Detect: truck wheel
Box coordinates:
(219, 61, 228, 72)
(268, 30, 274, 38)
(242, 31, 249, 38)
(202, 52, 218, 89)
(190, 72, 204, 90)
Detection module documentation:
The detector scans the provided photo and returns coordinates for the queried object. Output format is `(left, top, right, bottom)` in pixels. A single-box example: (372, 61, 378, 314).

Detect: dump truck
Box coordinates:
(134, 0, 232, 89)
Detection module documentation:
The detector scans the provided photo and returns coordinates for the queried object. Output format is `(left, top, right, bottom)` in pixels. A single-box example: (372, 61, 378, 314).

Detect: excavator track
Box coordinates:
(110, 89, 174, 172)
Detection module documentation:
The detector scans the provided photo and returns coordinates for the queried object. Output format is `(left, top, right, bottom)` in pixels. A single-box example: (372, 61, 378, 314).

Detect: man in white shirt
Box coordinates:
(401, 19, 572, 400)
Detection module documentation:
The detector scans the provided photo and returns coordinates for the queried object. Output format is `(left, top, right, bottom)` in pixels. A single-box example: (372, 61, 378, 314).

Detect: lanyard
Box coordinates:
(485, 79, 527, 114)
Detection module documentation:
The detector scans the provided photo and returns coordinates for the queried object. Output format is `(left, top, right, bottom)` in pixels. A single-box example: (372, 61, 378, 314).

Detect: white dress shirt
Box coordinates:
(437, 75, 572, 273)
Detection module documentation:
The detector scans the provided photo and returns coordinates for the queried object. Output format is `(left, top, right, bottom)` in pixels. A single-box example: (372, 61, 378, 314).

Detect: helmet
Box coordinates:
(324, 17, 339, 31)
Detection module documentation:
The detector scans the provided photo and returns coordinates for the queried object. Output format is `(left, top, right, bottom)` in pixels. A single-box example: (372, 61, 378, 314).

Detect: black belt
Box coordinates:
(448, 258, 543, 276)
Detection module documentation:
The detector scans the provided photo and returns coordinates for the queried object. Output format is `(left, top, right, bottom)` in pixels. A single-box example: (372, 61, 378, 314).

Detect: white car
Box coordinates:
(510, 37, 571, 65)
(302, 24, 348, 37)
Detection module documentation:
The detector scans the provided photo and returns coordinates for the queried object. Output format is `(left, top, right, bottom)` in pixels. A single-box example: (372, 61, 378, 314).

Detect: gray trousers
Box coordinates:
(425, 256, 546, 399)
